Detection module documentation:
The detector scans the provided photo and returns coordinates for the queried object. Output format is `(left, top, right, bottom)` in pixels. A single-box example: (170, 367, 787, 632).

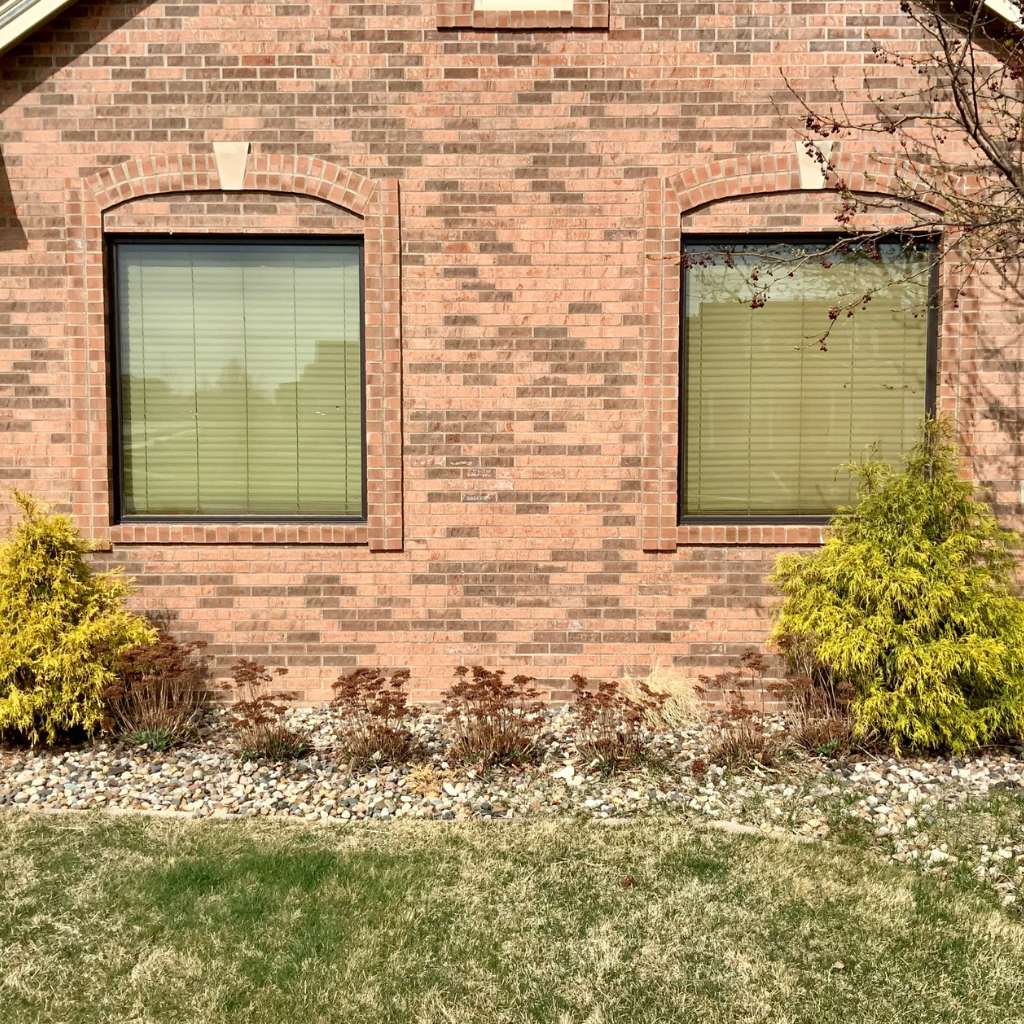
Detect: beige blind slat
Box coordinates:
(683, 242, 931, 516)
(118, 243, 364, 518)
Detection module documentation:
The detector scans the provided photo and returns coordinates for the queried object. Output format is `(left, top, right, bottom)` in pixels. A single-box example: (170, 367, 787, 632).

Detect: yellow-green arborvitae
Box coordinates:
(770, 419, 1024, 756)
(0, 492, 156, 743)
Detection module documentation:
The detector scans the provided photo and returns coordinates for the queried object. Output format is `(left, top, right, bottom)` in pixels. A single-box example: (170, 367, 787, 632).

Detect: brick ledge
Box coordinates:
(107, 524, 369, 546)
(675, 524, 826, 547)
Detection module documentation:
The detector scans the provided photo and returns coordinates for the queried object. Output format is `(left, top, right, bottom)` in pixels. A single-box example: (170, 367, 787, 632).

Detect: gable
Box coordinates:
(0, 0, 1021, 60)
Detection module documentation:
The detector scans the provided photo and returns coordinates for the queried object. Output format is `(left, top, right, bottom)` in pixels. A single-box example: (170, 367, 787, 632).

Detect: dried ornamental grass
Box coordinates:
(768, 660, 858, 757)
(621, 660, 705, 732)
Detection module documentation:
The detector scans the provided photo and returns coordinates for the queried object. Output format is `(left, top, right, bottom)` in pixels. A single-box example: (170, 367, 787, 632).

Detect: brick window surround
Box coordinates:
(72, 154, 403, 551)
(640, 150, 951, 554)
(436, 0, 608, 30)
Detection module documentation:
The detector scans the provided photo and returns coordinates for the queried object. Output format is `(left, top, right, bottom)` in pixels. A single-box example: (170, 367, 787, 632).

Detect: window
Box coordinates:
(436, 0, 608, 29)
(681, 237, 936, 519)
(111, 238, 364, 521)
(473, 0, 573, 9)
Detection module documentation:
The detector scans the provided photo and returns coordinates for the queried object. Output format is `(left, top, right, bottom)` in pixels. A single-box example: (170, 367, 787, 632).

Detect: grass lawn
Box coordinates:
(2, 813, 1023, 1024)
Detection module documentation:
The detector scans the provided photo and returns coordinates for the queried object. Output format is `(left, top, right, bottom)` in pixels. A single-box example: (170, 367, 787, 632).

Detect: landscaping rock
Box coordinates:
(3, 704, 1024, 905)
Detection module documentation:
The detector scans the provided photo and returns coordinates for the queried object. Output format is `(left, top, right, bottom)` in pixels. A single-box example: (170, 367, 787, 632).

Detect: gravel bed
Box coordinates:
(3, 705, 1024, 903)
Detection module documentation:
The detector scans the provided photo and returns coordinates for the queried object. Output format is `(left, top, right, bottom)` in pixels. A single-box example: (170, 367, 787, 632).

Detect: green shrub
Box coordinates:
(129, 728, 173, 752)
(770, 419, 1024, 755)
(0, 492, 156, 743)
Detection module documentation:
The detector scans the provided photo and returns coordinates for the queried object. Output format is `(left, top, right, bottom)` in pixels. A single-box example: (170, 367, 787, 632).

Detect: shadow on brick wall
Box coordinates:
(0, 2, 151, 113)
(0, 148, 26, 251)
(0, 2, 154, 249)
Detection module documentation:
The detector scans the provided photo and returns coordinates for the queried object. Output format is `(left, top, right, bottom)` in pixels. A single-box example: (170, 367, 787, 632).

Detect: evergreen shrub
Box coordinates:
(770, 419, 1024, 755)
(0, 492, 156, 743)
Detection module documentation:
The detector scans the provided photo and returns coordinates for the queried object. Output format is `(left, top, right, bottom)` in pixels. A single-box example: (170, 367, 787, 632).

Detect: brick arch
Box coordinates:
(73, 153, 403, 551)
(665, 151, 948, 216)
(85, 153, 376, 216)
(639, 151, 948, 554)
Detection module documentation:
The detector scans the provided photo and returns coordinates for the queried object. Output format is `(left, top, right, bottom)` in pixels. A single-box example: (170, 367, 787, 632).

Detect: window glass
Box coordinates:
(117, 241, 363, 518)
(682, 239, 933, 517)
(474, 0, 573, 10)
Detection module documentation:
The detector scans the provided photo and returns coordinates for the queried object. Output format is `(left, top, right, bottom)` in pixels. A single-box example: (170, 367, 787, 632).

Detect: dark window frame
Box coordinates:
(678, 231, 940, 526)
(106, 233, 368, 525)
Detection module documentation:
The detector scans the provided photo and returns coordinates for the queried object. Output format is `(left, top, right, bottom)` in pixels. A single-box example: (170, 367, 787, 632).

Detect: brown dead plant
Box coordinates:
(224, 659, 309, 762)
(330, 667, 420, 766)
(698, 650, 786, 768)
(571, 674, 668, 769)
(442, 665, 544, 767)
(102, 631, 210, 750)
(769, 635, 858, 756)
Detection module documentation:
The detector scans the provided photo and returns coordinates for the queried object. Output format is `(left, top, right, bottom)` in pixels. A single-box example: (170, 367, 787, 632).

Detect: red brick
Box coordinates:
(0, 1, 1015, 700)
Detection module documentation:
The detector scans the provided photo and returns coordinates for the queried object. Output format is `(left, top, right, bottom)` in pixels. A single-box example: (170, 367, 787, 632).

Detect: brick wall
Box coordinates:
(0, 1, 1020, 700)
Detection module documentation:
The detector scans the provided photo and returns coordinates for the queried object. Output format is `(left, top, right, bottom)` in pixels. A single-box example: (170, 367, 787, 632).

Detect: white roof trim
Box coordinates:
(986, 0, 1024, 26)
(0, 0, 77, 56)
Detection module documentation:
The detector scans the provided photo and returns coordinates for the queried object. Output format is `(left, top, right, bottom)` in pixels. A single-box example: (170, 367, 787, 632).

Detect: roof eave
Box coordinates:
(0, 0, 77, 57)
(985, 0, 1024, 26)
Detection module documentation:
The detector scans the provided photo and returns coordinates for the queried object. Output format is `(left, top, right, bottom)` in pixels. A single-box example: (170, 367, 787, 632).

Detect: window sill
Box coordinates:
(676, 523, 827, 547)
(107, 523, 369, 546)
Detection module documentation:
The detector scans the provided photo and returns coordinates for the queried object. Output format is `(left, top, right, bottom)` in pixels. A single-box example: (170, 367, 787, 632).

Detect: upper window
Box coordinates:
(681, 237, 936, 519)
(112, 238, 364, 521)
(436, 0, 608, 29)
(473, 0, 573, 9)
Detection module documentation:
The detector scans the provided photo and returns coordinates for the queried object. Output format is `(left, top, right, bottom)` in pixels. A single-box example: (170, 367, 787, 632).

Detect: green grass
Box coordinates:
(2, 813, 1024, 1024)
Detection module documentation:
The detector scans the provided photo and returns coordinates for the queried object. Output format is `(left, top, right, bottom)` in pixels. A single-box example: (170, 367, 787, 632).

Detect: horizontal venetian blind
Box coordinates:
(683, 241, 932, 516)
(118, 242, 363, 518)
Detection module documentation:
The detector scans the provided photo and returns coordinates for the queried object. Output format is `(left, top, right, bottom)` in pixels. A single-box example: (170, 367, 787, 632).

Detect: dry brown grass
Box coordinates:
(2, 811, 1024, 1024)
